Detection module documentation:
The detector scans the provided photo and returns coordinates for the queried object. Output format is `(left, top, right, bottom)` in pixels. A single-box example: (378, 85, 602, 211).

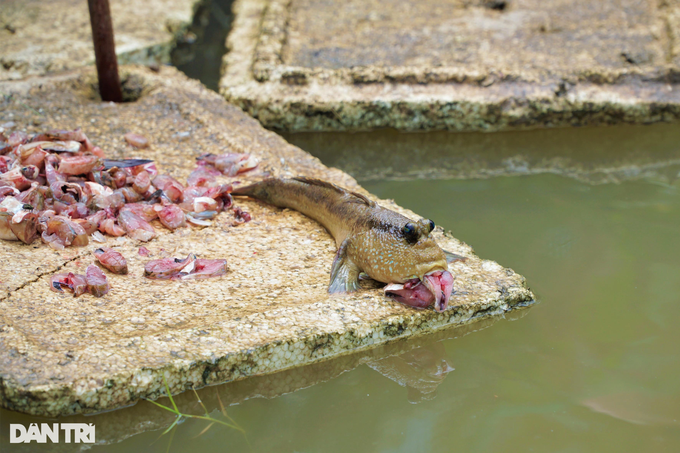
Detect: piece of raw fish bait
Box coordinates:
(41, 216, 89, 249)
(0, 212, 18, 240)
(50, 272, 88, 297)
(8, 131, 29, 147)
(187, 165, 222, 186)
(40, 141, 82, 153)
(9, 210, 39, 244)
(180, 259, 228, 280)
(158, 204, 186, 230)
(85, 264, 110, 297)
(138, 246, 151, 257)
(0, 167, 33, 190)
(54, 201, 89, 219)
(152, 174, 184, 203)
(0, 156, 11, 174)
(44, 155, 65, 186)
(123, 203, 158, 221)
(232, 206, 251, 224)
(99, 218, 126, 237)
(144, 254, 196, 279)
(84, 181, 113, 197)
(144, 255, 228, 280)
(132, 170, 150, 193)
(128, 161, 158, 178)
(19, 144, 49, 166)
(0, 186, 19, 200)
(72, 218, 98, 235)
(192, 196, 218, 212)
(124, 133, 149, 149)
(58, 154, 101, 175)
(111, 169, 128, 188)
(17, 185, 45, 210)
(197, 153, 258, 176)
(94, 248, 128, 274)
(181, 184, 232, 212)
(117, 186, 143, 203)
(118, 209, 156, 241)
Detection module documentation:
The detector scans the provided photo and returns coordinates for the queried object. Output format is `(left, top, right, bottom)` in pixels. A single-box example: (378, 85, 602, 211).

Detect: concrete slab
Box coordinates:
(0, 66, 533, 416)
(221, 0, 680, 131)
(0, 0, 202, 81)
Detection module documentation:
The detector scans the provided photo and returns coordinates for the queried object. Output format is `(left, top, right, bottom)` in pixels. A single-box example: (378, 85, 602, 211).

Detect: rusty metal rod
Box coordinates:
(87, 0, 123, 102)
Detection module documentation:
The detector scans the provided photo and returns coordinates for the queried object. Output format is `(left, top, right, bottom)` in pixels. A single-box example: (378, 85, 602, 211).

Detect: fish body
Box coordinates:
(233, 177, 457, 311)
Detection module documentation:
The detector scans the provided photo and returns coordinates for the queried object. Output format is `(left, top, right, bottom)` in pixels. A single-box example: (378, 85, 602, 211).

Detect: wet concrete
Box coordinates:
(0, 66, 533, 417)
(221, 0, 680, 131)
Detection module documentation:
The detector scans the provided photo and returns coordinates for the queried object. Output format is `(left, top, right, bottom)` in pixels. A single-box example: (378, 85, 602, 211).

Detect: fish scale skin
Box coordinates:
(232, 177, 448, 285)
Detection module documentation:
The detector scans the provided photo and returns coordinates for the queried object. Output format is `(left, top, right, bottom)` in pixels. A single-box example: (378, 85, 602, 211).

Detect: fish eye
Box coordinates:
(402, 223, 416, 237)
(427, 219, 435, 232)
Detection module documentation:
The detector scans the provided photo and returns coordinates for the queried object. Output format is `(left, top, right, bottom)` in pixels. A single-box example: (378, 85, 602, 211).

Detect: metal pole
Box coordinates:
(87, 0, 123, 102)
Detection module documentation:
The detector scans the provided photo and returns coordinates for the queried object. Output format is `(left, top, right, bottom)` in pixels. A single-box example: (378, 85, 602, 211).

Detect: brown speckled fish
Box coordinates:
(233, 177, 462, 312)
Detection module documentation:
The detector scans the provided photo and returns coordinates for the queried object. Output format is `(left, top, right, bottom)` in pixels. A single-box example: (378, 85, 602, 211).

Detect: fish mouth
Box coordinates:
(384, 270, 454, 312)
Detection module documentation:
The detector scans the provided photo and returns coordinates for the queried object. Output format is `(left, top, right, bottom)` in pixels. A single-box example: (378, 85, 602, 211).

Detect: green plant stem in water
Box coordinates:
(144, 375, 251, 450)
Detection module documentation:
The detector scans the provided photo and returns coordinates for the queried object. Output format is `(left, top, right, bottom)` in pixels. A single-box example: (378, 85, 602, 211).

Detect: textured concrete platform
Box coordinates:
(0, 66, 533, 417)
(0, 0, 202, 81)
(221, 0, 680, 131)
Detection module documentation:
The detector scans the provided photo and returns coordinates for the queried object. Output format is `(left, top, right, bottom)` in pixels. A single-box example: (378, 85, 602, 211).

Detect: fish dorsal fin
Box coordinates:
(292, 177, 374, 206)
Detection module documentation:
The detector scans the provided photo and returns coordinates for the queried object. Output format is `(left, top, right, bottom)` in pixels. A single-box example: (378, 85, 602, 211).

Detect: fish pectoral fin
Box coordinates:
(328, 238, 361, 293)
(443, 250, 468, 264)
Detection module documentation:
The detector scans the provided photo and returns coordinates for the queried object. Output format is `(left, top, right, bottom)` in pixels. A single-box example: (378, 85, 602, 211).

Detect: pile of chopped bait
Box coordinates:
(0, 127, 256, 296)
(0, 127, 257, 247)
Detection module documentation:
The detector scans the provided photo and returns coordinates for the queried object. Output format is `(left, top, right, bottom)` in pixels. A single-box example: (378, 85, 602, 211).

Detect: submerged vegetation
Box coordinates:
(145, 375, 251, 451)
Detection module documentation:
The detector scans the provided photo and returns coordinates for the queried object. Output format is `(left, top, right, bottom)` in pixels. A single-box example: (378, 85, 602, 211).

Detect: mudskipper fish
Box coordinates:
(233, 177, 463, 312)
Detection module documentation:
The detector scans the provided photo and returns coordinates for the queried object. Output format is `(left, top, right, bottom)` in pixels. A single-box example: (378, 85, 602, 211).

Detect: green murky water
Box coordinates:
(2, 124, 680, 452)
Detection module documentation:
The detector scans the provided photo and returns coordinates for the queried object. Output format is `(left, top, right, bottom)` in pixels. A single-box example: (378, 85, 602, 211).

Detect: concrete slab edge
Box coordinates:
(0, 285, 532, 417)
(220, 0, 680, 131)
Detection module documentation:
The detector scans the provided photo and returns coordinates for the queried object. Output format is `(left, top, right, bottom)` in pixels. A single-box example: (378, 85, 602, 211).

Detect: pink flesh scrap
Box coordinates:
(124, 133, 149, 149)
(180, 259, 228, 279)
(85, 264, 110, 297)
(144, 254, 227, 280)
(158, 204, 186, 230)
(99, 218, 126, 237)
(197, 153, 258, 176)
(19, 145, 48, 166)
(232, 206, 251, 224)
(144, 254, 196, 279)
(384, 270, 454, 312)
(0, 212, 18, 240)
(9, 211, 38, 244)
(132, 170, 151, 193)
(50, 272, 88, 297)
(122, 203, 158, 221)
(118, 209, 156, 241)
(152, 174, 184, 203)
(94, 247, 128, 274)
(57, 154, 101, 175)
(187, 165, 222, 186)
(41, 216, 89, 249)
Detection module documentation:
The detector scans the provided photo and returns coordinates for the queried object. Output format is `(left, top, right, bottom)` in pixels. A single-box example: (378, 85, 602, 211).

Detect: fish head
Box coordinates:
(381, 218, 454, 312)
